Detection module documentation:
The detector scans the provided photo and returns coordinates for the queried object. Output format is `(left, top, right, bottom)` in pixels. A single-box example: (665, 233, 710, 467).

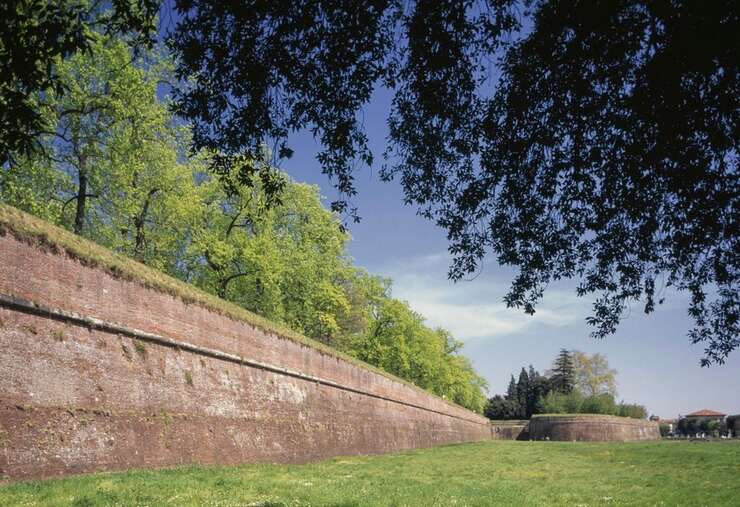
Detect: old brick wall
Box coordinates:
(489, 421, 529, 440)
(528, 415, 660, 442)
(0, 231, 491, 481)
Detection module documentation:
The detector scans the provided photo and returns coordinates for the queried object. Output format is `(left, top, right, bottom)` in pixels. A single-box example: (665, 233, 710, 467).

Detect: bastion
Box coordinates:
(528, 414, 661, 442)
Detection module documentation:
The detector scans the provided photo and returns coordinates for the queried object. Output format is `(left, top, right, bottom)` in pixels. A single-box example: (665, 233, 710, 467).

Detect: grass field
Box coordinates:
(2, 440, 739, 506)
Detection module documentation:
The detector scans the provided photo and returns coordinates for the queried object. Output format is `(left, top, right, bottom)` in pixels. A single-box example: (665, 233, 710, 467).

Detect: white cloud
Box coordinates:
(380, 252, 587, 341)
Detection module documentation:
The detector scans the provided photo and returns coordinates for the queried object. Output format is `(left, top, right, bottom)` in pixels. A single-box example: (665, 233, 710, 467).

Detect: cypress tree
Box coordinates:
(505, 374, 517, 400)
(525, 365, 550, 418)
(516, 367, 530, 419)
(551, 349, 575, 394)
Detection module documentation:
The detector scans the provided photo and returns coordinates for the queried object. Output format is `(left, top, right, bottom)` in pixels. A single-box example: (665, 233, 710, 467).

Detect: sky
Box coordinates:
(156, 6, 737, 419)
(280, 87, 739, 420)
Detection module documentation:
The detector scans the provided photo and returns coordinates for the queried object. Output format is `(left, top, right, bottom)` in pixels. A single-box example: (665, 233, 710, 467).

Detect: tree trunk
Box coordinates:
(73, 153, 88, 235)
(133, 189, 158, 261)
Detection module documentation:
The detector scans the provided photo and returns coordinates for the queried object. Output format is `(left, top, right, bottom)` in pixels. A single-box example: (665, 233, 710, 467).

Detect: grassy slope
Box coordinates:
(2, 441, 739, 506)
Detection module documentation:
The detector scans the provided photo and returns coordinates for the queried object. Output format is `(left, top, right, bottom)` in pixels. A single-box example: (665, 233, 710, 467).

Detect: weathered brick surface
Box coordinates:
(489, 421, 529, 440)
(528, 415, 660, 442)
(0, 233, 491, 481)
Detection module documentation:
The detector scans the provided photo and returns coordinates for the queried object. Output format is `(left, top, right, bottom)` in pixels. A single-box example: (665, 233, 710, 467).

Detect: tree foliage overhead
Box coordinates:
(0, 0, 159, 166)
(166, 0, 739, 365)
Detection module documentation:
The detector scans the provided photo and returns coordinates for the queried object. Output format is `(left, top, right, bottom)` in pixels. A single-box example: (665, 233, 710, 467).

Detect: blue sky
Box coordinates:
(281, 87, 739, 420)
(156, 6, 737, 419)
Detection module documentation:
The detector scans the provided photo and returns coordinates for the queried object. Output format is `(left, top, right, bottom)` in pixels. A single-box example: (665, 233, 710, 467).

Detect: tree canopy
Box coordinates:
(165, 0, 739, 365)
(0, 0, 159, 166)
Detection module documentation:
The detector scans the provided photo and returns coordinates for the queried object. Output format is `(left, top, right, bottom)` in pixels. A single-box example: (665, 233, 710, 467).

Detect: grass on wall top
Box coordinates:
(0, 203, 465, 409)
(530, 414, 656, 421)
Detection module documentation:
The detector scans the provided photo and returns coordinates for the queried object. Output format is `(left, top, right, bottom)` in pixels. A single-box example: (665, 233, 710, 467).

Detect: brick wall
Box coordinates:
(489, 420, 529, 440)
(0, 231, 491, 481)
(528, 415, 660, 442)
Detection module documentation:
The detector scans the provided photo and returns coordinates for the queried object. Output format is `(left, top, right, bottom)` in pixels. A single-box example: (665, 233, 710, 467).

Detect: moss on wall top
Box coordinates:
(531, 414, 656, 424)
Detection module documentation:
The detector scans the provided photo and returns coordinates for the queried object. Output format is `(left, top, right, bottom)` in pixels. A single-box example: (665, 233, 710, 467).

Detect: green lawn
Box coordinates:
(2, 440, 739, 506)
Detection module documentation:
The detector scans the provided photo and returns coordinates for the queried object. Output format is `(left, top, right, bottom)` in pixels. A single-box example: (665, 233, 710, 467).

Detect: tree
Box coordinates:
(485, 395, 520, 421)
(580, 394, 617, 415)
(516, 367, 530, 419)
(541, 390, 584, 415)
(549, 349, 575, 394)
(527, 367, 551, 417)
(1, 36, 205, 278)
(505, 374, 518, 401)
(1, 0, 159, 165)
(351, 296, 487, 412)
(572, 351, 618, 397)
(167, 1, 739, 365)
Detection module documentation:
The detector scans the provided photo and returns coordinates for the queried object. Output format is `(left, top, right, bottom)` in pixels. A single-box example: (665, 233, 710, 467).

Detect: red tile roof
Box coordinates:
(685, 409, 726, 417)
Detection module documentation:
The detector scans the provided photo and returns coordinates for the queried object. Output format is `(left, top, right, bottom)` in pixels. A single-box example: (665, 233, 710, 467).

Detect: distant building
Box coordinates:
(683, 409, 726, 423)
(677, 409, 728, 437)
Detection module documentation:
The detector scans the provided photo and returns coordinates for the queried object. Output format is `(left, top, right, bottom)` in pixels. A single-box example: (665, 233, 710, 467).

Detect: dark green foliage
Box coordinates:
(527, 370, 551, 417)
(550, 349, 575, 394)
(677, 418, 693, 435)
(706, 420, 720, 436)
(166, 1, 739, 365)
(486, 364, 551, 420)
(659, 423, 670, 437)
(167, 0, 399, 217)
(484, 395, 520, 420)
(727, 415, 740, 432)
(505, 374, 517, 400)
(516, 368, 529, 418)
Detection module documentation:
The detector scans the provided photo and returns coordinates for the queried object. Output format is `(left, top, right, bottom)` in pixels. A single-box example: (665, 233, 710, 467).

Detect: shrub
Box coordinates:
(616, 403, 648, 419)
(541, 391, 648, 419)
(659, 424, 671, 437)
(541, 390, 584, 414)
(581, 394, 617, 415)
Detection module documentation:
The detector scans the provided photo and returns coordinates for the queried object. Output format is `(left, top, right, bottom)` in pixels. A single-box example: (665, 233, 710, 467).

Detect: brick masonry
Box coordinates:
(489, 420, 529, 440)
(528, 415, 661, 441)
(0, 232, 492, 481)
